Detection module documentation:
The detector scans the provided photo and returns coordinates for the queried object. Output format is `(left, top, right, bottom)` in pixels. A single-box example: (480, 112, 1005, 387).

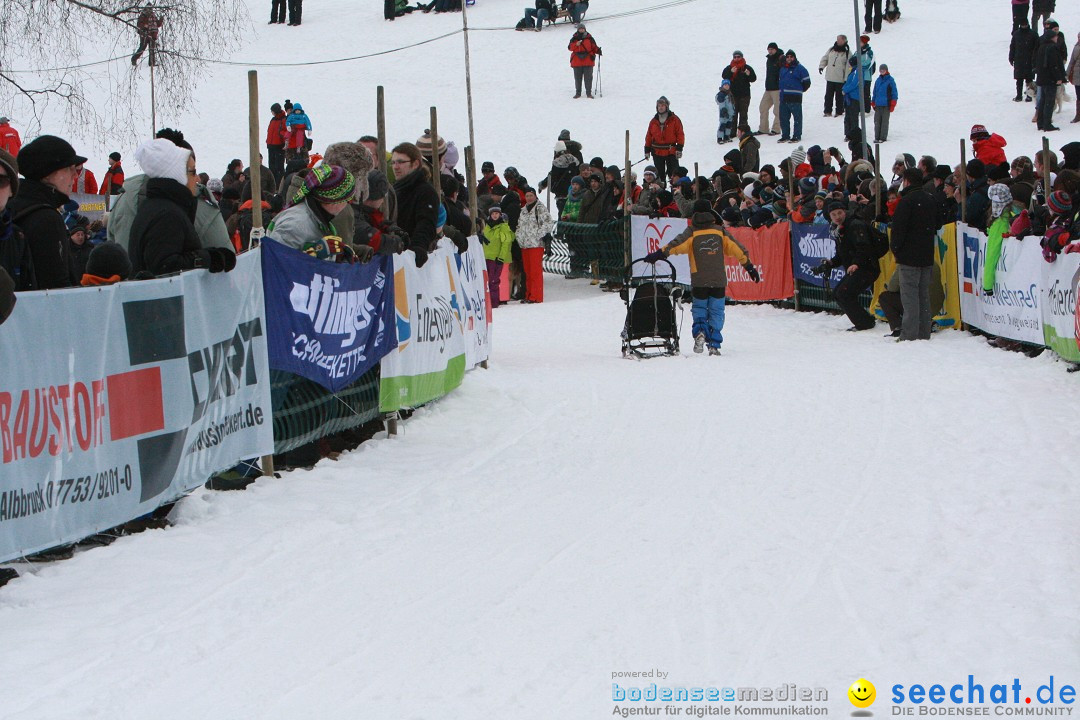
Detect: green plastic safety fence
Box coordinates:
(545, 216, 630, 283)
(270, 367, 381, 455)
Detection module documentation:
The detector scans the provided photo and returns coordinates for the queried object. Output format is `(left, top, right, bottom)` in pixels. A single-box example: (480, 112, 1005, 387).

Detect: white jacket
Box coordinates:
(819, 45, 851, 84)
(516, 201, 553, 249)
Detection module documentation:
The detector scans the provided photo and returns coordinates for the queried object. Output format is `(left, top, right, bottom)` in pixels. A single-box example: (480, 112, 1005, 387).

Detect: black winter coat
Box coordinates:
(394, 168, 440, 251)
(500, 189, 522, 232)
(965, 178, 990, 232)
(69, 240, 93, 282)
(443, 197, 473, 237)
(721, 63, 758, 98)
(1036, 32, 1066, 86)
(830, 215, 880, 271)
(7, 179, 73, 289)
(889, 185, 937, 267)
(579, 184, 614, 224)
(129, 178, 207, 276)
(0, 211, 33, 290)
(1010, 27, 1039, 80)
(763, 52, 782, 91)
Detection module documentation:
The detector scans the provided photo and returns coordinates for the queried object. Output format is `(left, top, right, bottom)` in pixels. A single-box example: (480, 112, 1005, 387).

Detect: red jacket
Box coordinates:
(645, 113, 685, 157)
(266, 110, 287, 147)
(973, 134, 1008, 168)
(0, 124, 20, 156)
(100, 163, 125, 195)
(568, 33, 600, 67)
(71, 168, 98, 195)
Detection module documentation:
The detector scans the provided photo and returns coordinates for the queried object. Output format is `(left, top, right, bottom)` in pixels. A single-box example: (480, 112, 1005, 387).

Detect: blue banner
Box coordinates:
(790, 223, 846, 287)
(262, 240, 397, 392)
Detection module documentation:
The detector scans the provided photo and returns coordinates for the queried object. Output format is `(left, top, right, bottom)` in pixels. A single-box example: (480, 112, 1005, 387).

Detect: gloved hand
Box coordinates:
(811, 259, 831, 276)
(302, 235, 347, 261)
(676, 151, 683, 159)
(378, 232, 406, 255)
(206, 247, 236, 273)
(644, 147, 652, 157)
(411, 244, 429, 268)
(643, 250, 666, 264)
(451, 233, 469, 254)
(984, 287, 995, 296)
(889, 100, 896, 112)
(871, 102, 877, 110)
(743, 262, 760, 283)
(353, 244, 375, 263)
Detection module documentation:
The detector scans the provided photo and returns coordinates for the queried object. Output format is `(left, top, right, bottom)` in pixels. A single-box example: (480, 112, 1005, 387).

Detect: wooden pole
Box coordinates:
(959, 139, 968, 222)
(874, 141, 881, 219)
(693, 162, 700, 201)
(624, 130, 632, 268)
(465, 145, 478, 233)
(149, 63, 157, 136)
(377, 86, 390, 218)
(461, 1, 477, 177)
(1041, 136, 1052, 198)
(247, 70, 264, 235)
(429, 107, 443, 204)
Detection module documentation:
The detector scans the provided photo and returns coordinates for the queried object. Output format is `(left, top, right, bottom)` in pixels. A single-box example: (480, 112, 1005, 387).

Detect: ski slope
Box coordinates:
(3, 278, 1080, 718)
(3, 1, 1080, 717)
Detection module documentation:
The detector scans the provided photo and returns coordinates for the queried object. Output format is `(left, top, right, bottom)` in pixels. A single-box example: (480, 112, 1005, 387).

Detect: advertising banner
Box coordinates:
(69, 193, 109, 224)
(1040, 252, 1080, 362)
(453, 237, 492, 370)
(790, 223, 846, 287)
(0, 252, 273, 562)
(262, 240, 397, 393)
(631, 216, 793, 299)
(956, 222, 1043, 344)
(379, 241, 468, 412)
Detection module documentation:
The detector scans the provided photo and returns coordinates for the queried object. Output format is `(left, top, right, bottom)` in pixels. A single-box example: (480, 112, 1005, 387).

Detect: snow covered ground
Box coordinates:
(3, 1, 1080, 717)
(3, 277, 1079, 718)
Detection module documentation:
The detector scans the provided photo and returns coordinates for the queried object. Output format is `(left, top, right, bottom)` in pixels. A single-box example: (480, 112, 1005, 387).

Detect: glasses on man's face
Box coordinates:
(187, 168, 198, 176)
(391, 159, 413, 166)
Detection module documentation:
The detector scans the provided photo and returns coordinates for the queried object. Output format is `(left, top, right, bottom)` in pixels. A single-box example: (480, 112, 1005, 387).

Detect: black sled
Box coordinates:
(620, 257, 684, 358)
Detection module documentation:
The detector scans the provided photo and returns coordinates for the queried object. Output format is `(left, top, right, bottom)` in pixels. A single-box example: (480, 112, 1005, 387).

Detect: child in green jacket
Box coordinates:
(482, 204, 514, 307)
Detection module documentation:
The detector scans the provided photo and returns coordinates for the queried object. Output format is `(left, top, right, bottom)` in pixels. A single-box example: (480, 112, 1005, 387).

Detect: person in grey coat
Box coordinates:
(819, 35, 851, 116)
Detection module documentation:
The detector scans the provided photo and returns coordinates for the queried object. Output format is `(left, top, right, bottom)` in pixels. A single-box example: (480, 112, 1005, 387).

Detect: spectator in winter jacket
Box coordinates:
(815, 201, 880, 330)
(579, 173, 614, 223)
(856, 36, 876, 112)
(645, 96, 685, 187)
(1010, 18, 1039, 102)
(871, 64, 898, 143)
(390, 142, 440, 266)
(0, 118, 20, 156)
(70, 162, 98, 195)
(841, 59, 863, 141)
(715, 81, 736, 144)
(517, 190, 551, 302)
(819, 36, 851, 116)
(983, 184, 1019, 294)
(643, 198, 759, 354)
(1035, 30, 1066, 131)
(758, 42, 783, 135)
(568, 24, 600, 99)
(222, 159, 246, 194)
(562, 176, 586, 221)
(477, 161, 505, 197)
(964, 159, 991, 232)
(970, 124, 1009, 169)
(721, 50, 757, 129)
(321, 140, 374, 246)
(737, 125, 760, 173)
(284, 103, 311, 158)
(68, 216, 93, 282)
(482, 205, 514, 307)
(266, 103, 288, 182)
(1032, 0, 1055, 31)
(538, 140, 580, 212)
(9, 135, 89, 289)
(266, 164, 361, 262)
(778, 49, 811, 142)
(0, 149, 31, 294)
(889, 168, 937, 340)
(100, 152, 124, 195)
(1067, 32, 1080, 123)
(129, 139, 235, 276)
(521, 0, 554, 31)
(864, 0, 882, 33)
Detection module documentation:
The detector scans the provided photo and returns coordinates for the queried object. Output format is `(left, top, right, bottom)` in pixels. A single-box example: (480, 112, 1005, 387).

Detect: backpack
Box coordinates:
(0, 204, 52, 290)
(868, 222, 890, 259)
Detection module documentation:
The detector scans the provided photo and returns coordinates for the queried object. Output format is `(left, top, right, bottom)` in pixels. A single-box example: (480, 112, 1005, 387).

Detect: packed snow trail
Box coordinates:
(2, 278, 1078, 719)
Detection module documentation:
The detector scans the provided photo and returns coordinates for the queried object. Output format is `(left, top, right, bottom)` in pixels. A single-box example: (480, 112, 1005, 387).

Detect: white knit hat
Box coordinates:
(135, 138, 191, 185)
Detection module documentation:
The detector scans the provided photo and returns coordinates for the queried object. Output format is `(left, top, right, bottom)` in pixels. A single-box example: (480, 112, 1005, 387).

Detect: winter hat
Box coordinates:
(271, 102, 282, 114)
(18, 135, 87, 181)
(504, 166, 520, 180)
(134, 138, 190, 185)
(0, 149, 19, 197)
(970, 124, 990, 140)
(109, 151, 121, 162)
(859, 34, 870, 43)
(576, 22, 586, 30)
(732, 50, 744, 58)
(570, 175, 585, 188)
(880, 63, 889, 72)
(605, 164, 621, 177)
(554, 140, 567, 153)
(692, 199, 713, 214)
(558, 129, 571, 141)
(83, 242, 132, 283)
(720, 79, 731, 88)
(675, 166, 689, 177)
(657, 96, 670, 107)
(323, 141, 373, 201)
(69, 215, 90, 236)
(966, 158, 986, 179)
(1047, 190, 1072, 215)
(481, 161, 495, 173)
(367, 170, 389, 202)
(415, 129, 447, 159)
(0, 117, 8, 124)
(206, 177, 224, 194)
(293, 164, 356, 206)
(931, 165, 952, 181)
(643, 165, 657, 177)
(986, 163, 1010, 182)
(489, 204, 503, 215)
(655, 189, 674, 206)
(815, 190, 828, 200)
(675, 176, 692, 187)
(720, 206, 741, 223)
(798, 177, 817, 195)
(789, 145, 807, 167)
(826, 200, 847, 214)
(767, 42, 779, 50)
(590, 156, 605, 170)
(588, 174, 604, 185)
(988, 183, 1013, 218)
(443, 141, 460, 169)
(785, 49, 797, 59)
(1060, 141, 1080, 170)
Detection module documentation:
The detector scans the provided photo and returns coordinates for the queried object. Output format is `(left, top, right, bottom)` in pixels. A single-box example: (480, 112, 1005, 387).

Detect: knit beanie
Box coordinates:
(293, 164, 356, 206)
(692, 199, 712, 214)
(988, 183, 1013, 218)
(134, 138, 190, 185)
(798, 177, 817, 195)
(590, 156, 605, 170)
(481, 161, 495, 173)
(18, 135, 87, 181)
(415, 129, 447, 159)
(109, 151, 122, 162)
(206, 177, 224, 194)
(966, 159, 986, 179)
(559, 129, 571, 141)
(554, 140, 567, 153)
(83, 243, 133, 283)
(323, 141, 373, 201)
(970, 124, 990, 140)
(1047, 190, 1072, 216)
(367, 170, 389, 202)
(437, 203, 447, 229)
(0, 149, 19, 197)
(570, 175, 585, 188)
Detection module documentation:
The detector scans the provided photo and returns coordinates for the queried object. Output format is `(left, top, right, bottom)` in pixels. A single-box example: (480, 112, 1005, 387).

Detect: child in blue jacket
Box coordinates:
(871, 64, 898, 143)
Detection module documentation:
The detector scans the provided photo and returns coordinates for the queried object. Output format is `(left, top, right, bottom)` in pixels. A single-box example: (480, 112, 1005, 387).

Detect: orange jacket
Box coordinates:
(645, 113, 685, 157)
(568, 33, 600, 67)
(71, 168, 98, 195)
(100, 163, 125, 195)
(266, 110, 287, 147)
(0, 124, 20, 156)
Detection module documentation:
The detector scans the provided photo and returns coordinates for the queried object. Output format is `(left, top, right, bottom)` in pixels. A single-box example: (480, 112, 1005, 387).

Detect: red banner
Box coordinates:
(724, 223, 794, 301)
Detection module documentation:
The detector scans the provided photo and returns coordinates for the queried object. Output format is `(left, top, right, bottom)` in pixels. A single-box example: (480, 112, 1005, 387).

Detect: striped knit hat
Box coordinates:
(416, 129, 447, 159)
(1047, 190, 1072, 216)
(293, 164, 355, 206)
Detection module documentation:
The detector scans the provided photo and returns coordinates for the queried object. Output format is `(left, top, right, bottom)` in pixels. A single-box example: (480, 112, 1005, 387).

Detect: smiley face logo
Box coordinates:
(848, 679, 876, 708)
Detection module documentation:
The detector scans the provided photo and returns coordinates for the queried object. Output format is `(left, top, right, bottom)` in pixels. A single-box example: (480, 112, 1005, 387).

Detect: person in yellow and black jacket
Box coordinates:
(644, 199, 760, 355)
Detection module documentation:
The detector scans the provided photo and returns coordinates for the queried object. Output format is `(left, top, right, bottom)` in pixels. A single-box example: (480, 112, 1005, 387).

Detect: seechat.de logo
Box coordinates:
(849, 679, 877, 709)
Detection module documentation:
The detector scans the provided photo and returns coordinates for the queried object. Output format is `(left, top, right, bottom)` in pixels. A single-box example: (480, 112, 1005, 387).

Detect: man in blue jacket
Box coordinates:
(871, 64, 898, 142)
(842, 59, 863, 141)
(778, 49, 811, 143)
(857, 35, 876, 112)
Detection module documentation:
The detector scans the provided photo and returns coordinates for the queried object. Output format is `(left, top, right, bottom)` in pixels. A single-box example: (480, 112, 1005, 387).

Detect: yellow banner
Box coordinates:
(869, 223, 961, 329)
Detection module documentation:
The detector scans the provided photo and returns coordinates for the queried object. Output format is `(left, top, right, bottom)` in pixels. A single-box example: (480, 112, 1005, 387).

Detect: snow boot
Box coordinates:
(1072, 97, 1080, 123)
(693, 333, 706, 353)
(708, 346, 722, 356)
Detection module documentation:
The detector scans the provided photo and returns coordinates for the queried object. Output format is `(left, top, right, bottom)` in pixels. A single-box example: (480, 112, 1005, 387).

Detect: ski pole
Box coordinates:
(596, 57, 602, 98)
(630, 156, 649, 167)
